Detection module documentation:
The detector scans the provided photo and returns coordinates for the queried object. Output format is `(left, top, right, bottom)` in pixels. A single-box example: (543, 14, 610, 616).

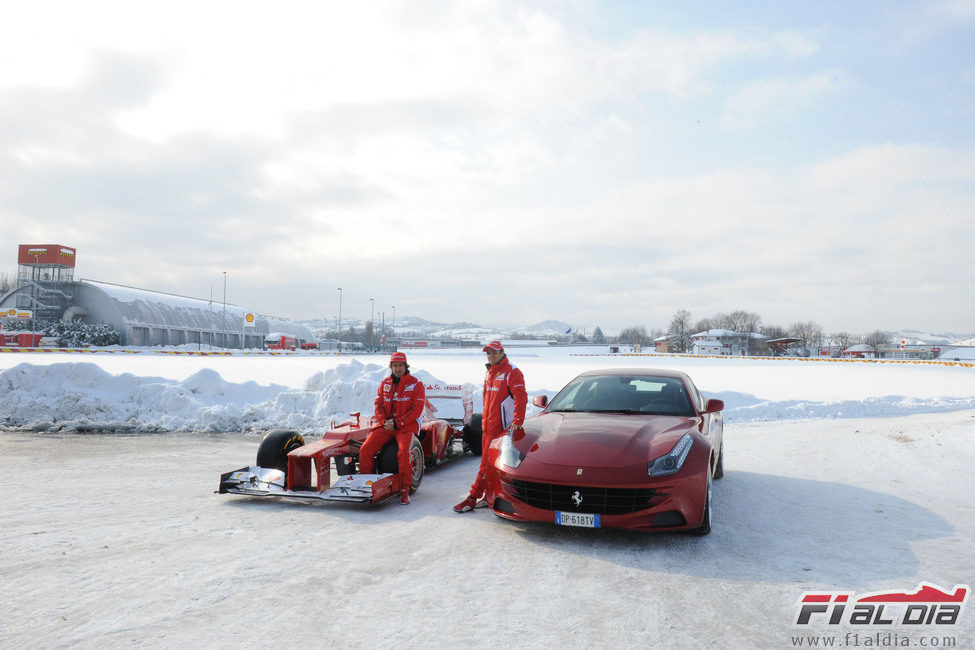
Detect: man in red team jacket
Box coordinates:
(359, 351, 426, 505)
(454, 340, 527, 512)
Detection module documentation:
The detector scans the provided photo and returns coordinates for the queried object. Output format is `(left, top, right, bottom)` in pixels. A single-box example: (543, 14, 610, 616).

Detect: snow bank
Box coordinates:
(711, 390, 975, 422)
(2, 358, 974, 433)
(0, 361, 477, 433)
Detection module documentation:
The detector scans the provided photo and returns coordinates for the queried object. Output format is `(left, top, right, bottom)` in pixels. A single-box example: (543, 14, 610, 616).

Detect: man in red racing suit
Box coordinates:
(454, 340, 527, 512)
(359, 351, 426, 505)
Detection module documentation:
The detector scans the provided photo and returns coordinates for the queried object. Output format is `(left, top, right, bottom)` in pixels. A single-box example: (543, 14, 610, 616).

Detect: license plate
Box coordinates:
(555, 511, 600, 528)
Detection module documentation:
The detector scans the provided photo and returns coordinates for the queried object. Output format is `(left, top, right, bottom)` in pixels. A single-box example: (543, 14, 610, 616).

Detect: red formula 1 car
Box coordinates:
(483, 369, 724, 534)
(218, 384, 483, 504)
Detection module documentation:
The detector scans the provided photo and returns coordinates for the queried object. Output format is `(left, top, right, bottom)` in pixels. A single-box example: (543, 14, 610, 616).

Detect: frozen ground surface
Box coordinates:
(1, 346, 973, 647)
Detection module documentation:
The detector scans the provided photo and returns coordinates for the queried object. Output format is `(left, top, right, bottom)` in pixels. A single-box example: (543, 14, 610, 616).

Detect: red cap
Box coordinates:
(390, 352, 407, 364)
(482, 340, 504, 352)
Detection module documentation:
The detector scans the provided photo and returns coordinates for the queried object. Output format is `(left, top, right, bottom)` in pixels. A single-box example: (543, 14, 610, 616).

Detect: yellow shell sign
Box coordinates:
(243, 312, 256, 327)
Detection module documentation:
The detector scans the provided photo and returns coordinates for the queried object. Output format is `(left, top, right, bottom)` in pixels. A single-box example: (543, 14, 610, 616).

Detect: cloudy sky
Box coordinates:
(1, 1, 973, 335)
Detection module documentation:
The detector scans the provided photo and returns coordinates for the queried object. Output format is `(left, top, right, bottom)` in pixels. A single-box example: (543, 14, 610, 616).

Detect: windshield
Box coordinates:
(547, 375, 695, 416)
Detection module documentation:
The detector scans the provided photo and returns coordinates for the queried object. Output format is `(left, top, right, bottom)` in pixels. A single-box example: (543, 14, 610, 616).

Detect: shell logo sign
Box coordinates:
(0, 309, 32, 319)
(243, 313, 256, 328)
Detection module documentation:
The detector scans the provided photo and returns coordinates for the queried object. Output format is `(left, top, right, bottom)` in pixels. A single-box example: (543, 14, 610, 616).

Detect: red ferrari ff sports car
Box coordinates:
(486, 369, 724, 535)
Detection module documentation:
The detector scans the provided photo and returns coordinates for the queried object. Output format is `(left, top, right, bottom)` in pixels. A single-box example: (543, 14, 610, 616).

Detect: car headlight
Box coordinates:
(648, 433, 693, 477)
(499, 434, 526, 469)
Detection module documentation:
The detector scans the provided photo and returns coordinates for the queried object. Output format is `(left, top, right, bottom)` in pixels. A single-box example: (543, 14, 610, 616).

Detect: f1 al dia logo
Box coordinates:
(795, 583, 969, 626)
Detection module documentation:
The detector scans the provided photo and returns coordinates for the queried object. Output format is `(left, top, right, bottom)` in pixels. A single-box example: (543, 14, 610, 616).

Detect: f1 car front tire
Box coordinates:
(256, 429, 305, 474)
(375, 435, 424, 494)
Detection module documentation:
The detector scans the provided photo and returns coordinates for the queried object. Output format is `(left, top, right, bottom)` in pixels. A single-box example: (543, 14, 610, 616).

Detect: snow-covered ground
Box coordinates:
(1, 346, 973, 647)
(3, 347, 975, 432)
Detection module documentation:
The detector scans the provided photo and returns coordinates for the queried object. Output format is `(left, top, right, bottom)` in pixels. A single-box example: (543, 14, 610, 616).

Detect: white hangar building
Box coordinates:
(1, 244, 316, 348)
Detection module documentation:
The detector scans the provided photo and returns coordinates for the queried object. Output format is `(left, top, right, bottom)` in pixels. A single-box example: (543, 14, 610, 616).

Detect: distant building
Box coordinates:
(398, 338, 483, 349)
(842, 344, 876, 359)
(691, 329, 768, 356)
(654, 334, 678, 353)
(0, 243, 317, 348)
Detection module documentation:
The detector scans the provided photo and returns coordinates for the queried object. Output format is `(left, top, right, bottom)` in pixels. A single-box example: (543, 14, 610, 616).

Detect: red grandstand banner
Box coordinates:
(18, 244, 76, 267)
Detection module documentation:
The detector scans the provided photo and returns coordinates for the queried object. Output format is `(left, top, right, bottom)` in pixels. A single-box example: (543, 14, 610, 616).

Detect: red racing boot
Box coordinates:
(453, 496, 477, 513)
(400, 490, 410, 505)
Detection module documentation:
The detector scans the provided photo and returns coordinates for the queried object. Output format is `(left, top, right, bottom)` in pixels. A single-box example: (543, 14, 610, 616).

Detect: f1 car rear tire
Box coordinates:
(462, 414, 483, 456)
(375, 435, 424, 494)
(256, 429, 305, 473)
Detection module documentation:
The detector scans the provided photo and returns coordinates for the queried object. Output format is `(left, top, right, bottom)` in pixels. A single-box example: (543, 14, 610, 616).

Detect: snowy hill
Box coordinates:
(296, 315, 572, 341)
(890, 329, 975, 345)
(514, 319, 573, 336)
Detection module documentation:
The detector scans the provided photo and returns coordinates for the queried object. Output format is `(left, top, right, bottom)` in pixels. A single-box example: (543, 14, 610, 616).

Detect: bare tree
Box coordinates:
(789, 321, 824, 351)
(0, 270, 16, 295)
(725, 310, 762, 354)
(761, 324, 788, 340)
(693, 318, 712, 335)
(711, 312, 732, 330)
(668, 309, 692, 352)
(617, 326, 650, 347)
(831, 331, 859, 355)
(863, 330, 892, 351)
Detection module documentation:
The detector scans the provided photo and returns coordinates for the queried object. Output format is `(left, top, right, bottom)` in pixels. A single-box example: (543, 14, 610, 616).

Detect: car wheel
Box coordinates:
(376, 436, 425, 494)
(689, 472, 712, 536)
(406, 436, 424, 494)
(462, 414, 483, 456)
(713, 440, 724, 480)
(256, 429, 305, 474)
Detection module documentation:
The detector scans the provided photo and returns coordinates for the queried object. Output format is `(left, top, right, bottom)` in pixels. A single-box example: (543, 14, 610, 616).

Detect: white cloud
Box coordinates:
(773, 31, 821, 58)
(0, 3, 973, 334)
(721, 72, 850, 129)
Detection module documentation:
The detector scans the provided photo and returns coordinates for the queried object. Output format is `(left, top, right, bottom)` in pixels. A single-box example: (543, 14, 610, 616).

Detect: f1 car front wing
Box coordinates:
(217, 466, 399, 503)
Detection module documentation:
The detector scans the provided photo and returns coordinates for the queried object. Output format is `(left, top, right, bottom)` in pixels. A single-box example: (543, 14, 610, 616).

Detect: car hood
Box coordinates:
(519, 412, 697, 468)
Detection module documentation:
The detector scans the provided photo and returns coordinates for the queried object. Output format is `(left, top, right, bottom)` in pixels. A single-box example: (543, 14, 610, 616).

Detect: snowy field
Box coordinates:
(1, 346, 974, 647)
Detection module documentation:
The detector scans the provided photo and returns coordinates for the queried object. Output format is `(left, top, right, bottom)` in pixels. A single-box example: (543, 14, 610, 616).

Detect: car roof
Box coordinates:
(573, 368, 692, 381)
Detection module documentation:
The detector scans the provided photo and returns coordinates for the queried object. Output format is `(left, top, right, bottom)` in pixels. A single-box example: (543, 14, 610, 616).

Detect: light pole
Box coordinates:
(337, 287, 342, 352)
(222, 271, 227, 348)
(369, 297, 374, 350)
(209, 284, 214, 350)
(392, 305, 395, 333)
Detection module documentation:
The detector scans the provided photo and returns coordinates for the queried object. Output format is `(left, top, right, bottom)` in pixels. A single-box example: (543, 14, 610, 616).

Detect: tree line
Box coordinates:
(605, 309, 892, 354)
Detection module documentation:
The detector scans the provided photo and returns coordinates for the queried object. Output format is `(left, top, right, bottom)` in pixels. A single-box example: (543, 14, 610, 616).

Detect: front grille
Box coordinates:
(502, 479, 656, 515)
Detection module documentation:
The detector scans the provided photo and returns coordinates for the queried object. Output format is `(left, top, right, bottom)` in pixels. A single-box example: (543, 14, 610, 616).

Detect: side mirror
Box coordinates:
(532, 395, 548, 408)
(703, 398, 724, 414)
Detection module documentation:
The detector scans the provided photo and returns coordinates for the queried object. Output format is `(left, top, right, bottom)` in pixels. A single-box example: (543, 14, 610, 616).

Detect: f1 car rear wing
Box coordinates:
(422, 383, 474, 426)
